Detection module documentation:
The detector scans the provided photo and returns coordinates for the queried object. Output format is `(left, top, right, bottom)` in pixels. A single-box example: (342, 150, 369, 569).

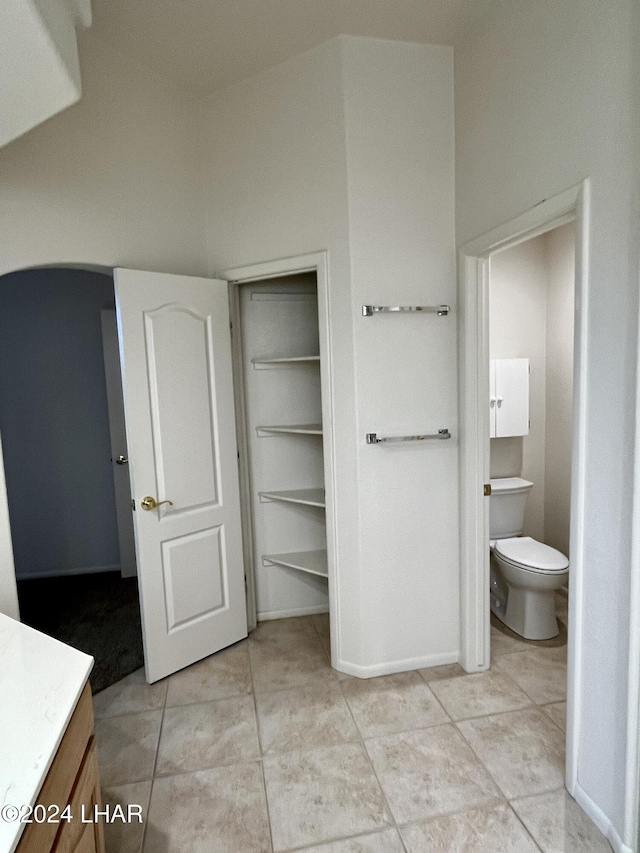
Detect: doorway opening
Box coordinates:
(0, 266, 141, 692)
(458, 181, 590, 800)
(487, 220, 575, 730)
(232, 273, 328, 622)
(226, 251, 336, 662)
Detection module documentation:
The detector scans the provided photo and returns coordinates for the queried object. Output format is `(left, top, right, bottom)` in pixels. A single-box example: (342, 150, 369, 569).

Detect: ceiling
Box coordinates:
(89, 0, 499, 96)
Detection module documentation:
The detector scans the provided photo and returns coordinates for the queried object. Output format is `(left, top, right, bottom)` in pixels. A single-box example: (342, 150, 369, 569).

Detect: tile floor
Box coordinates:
(95, 591, 612, 852)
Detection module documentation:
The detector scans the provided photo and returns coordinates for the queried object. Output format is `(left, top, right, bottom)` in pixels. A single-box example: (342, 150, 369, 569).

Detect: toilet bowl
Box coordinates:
(490, 536, 569, 639)
(490, 478, 569, 640)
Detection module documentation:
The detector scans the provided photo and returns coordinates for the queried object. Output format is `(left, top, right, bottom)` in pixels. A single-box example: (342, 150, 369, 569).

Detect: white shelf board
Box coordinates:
(252, 355, 320, 369)
(257, 423, 323, 436)
(259, 488, 325, 508)
(262, 549, 328, 579)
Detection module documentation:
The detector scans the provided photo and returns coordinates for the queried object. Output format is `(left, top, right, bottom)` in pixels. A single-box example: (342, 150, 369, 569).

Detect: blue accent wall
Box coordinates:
(0, 268, 119, 577)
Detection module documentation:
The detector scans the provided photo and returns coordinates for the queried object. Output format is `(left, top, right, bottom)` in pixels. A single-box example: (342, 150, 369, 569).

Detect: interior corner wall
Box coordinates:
(0, 268, 119, 579)
(544, 222, 575, 557)
(455, 0, 638, 842)
(201, 36, 458, 674)
(340, 38, 458, 670)
(0, 30, 207, 278)
(489, 235, 548, 542)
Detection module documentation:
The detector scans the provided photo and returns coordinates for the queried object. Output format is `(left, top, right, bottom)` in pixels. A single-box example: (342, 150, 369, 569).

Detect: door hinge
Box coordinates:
(484, 483, 492, 497)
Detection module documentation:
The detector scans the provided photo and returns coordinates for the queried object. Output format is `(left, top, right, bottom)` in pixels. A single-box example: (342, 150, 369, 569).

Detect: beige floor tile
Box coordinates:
(256, 680, 358, 755)
(94, 669, 167, 719)
(263, 742, 392, 851)
(340, 671, 449, 738)
(490, 625, 530, 657)
(165, 640, 251, 707)
(364, 724, 502, 824)
(250, 622, 334, 694)
(542, 701, 567, 731)
(102, 780, 152, 853)
(251, 615, 318, 641)
(495, 646, 567, 704)
(457, 707, 565, 799)
(512, 789, 612, 852)
(429, 669, 531, 721)
(312, 611, 331, 645)
(302, 829, 405, 852)
(491, 617, 568, 658)
(419, 663, 466, 682)
(156, 694, 259, 775)
(400, 803, 540, 853)
(95, 710, 162, 786)
(143, 763, 271, 853)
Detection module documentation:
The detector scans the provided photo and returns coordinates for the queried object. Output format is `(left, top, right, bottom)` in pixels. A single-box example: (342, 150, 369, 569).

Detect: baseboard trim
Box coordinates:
(336, 650, 459, 680)
(16, 564, 121, 581)
(572, 782, 633, 853)
(257, 605, 329, 621)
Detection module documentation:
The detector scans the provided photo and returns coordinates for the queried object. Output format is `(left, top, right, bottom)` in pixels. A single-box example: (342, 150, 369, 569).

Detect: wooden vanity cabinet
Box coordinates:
(16, 683, 105, 853)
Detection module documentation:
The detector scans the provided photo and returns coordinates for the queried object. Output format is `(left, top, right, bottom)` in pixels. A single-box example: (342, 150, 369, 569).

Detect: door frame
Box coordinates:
(457, 181, 589, 796)
(221, 252, 337, 658)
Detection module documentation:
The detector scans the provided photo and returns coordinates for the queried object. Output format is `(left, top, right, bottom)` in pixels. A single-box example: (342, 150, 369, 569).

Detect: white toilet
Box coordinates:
(490, 477, 569, 640)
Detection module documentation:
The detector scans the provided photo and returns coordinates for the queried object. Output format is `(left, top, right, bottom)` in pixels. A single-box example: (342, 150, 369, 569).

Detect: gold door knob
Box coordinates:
(141, 496, 174, 511)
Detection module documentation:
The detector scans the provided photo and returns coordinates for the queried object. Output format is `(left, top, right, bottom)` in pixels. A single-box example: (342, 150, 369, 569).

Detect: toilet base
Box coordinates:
(490, 556, 563, 640)
(490, 588, 559, 640)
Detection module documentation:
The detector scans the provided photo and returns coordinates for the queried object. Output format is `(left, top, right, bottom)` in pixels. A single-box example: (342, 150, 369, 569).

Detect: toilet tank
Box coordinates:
(490, 477, 533, 539)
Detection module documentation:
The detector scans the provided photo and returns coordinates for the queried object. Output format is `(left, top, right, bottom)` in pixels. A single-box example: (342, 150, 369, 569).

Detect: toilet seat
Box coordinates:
(494, 536, 569, 574)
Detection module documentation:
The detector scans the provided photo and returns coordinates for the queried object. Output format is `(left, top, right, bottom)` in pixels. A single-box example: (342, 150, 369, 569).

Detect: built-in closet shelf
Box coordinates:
(262, 549, 328, 579)
(252, 355, 320, 369)
(256, 423, 323, 436)
(259, 488, 325, 508)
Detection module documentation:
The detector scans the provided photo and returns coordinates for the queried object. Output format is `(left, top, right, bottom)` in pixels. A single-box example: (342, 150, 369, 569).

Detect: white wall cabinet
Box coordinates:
(490, 358, 530, 437)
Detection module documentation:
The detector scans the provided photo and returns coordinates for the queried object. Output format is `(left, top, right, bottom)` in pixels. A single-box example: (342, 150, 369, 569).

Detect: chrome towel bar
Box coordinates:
(362, 304, 450, 317)
(366, 429, 451, 444)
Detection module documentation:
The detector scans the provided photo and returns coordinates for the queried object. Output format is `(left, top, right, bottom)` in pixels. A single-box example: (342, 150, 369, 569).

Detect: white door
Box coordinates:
(100, 309, 137, 578)
(494, 358, 530, 437)
(489, 360, 497, 438)
(114, 268, 247, 683)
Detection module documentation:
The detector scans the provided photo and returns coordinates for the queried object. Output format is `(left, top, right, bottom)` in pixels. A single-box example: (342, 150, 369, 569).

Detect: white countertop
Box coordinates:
(0, 614, 93, 853)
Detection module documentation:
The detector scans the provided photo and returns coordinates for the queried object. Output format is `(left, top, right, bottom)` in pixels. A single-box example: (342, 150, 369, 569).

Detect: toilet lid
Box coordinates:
(494, 537, 569, 572)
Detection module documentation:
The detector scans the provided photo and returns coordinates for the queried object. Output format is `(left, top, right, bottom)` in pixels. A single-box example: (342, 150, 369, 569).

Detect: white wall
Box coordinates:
(0, 0, 90, 148)
(489, 235, 548, 540)
(545, 222, 575, 556)
(201, 38, 363, 665)
(341, 38, 458, 670)
(456, 0, 638, 842)
(203, 36, 458, 674)
(0, 28, 208, 616)
(0, 268, 119, 579)
(0, 30, 207, 278)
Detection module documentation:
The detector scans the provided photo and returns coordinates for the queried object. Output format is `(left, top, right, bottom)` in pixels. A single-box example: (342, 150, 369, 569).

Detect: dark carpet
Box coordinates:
(17, 571, 144, 694)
